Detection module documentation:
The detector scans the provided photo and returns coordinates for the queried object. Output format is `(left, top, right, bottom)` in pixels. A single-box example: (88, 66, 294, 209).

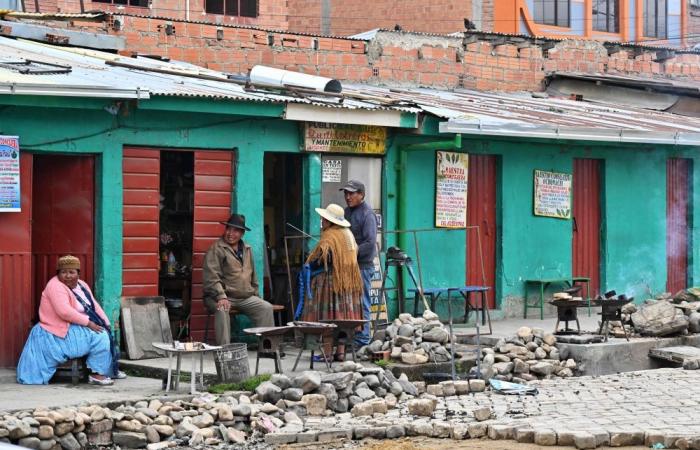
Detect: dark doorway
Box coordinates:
(263, 153, 304, 322)
(572, 158, 602, 297)
(158, 151, 195, 339)
(32, 155, 95, 319)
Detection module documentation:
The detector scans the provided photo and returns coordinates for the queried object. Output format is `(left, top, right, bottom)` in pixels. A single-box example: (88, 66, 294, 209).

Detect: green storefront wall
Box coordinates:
(383, 134, 700, 319)
(3, 94, 699, 329)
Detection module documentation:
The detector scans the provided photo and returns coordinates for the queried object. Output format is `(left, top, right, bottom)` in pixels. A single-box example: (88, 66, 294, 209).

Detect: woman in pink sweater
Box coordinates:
(17, 255, 119, 385)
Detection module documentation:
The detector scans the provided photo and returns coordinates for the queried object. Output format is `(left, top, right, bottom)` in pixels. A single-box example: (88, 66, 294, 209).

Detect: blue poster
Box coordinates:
(0, 136, 20, 212)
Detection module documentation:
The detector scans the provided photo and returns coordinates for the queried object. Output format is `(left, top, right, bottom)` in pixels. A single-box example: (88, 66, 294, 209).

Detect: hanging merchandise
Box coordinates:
(167, 251, 177, 275)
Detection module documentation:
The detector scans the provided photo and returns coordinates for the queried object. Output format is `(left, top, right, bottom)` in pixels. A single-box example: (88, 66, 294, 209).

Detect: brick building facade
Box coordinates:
(38, 14, 697, 93)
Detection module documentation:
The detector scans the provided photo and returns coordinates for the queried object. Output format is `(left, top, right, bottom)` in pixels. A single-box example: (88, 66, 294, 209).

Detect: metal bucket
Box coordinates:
(214, 343, 250, 383)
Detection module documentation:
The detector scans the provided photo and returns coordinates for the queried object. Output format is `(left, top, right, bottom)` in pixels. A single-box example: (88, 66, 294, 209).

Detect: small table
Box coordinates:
(152, 342, 221, 394)
(408, 286, 492, 333)
(288, 321, 336, 371)
(319, 319, 369, 361)
(524, 277, 591, 320)
(243, 326, 292, 375)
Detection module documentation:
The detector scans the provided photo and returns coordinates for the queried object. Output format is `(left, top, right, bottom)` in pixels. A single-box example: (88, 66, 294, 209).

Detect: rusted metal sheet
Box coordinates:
(122, 148, 160, 297)
(466, 154, 497, 309)
(31, 155, 94, 313)
(667, 158, 691, 293)
(573, 159, 602, 297)
(189, 150, 234, 342)
(0, 152, 32, 367)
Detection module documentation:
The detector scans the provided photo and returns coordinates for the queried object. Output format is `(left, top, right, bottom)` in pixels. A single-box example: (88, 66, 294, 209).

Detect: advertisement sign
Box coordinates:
(0, 136, 20, 212)
(533, 169, 572, 219)
(321, 159, 342, 182)
(304, 122, 386, 155)
(435, 151, 468, 228)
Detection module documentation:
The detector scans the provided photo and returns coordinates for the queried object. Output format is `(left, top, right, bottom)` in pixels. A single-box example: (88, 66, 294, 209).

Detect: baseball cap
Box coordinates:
(339, 180, 365, 193)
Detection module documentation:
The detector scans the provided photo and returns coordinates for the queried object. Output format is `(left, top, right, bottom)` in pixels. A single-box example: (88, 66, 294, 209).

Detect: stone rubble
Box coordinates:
(474, 327, 577, 382)
(4, 369, 700, 449)
(357, 311, 455, 364)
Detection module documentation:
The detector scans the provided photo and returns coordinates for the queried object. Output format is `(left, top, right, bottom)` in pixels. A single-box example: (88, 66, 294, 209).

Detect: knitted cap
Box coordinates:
(57, 255, 80, 271)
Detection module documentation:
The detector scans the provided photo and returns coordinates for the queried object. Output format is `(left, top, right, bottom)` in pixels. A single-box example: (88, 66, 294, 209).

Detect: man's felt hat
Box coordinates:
(339, 180, 365, 193)
(220, 214, 251, 231)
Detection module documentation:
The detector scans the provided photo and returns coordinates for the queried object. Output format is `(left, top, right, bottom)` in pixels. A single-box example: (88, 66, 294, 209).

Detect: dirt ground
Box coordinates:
(281, 437, 650, 450)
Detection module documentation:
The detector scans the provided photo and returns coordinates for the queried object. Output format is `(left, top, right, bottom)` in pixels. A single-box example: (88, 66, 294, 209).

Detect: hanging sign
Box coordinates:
(0, 136, 20, 212)
(533, 169, 572, 219)
(435, 151, 468, 228)
(304, 122, 386, 155)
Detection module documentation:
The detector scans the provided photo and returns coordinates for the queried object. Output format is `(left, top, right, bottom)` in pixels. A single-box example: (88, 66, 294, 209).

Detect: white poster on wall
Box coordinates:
(322, 159, 342, 182)
(0, 136, 20, 212)
(435, 151, 468, 228)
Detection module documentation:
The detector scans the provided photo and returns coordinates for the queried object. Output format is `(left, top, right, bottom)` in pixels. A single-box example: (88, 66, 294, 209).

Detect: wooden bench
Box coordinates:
(54, 357, 88, 385)
(204, 304, 285, 344)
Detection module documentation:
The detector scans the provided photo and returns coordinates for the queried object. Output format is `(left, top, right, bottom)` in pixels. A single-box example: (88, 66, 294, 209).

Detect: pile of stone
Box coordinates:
(0, 362, 427, 450)
(477, 327, 577, 383)
(357, 311, 454, 364)
(629, 299, 690, 337)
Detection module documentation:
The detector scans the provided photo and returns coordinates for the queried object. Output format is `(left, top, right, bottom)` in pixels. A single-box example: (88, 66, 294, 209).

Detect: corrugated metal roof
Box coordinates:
(0, 36, 417, 112)
(344, 84, 700, 145)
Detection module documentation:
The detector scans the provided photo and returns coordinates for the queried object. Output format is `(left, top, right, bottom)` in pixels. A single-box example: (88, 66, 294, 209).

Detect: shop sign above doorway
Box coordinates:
(435, 151, 469, 228)
(533, 169, 572, 219)
(303, 122, 386, 155)
(0, 135, 20, 212)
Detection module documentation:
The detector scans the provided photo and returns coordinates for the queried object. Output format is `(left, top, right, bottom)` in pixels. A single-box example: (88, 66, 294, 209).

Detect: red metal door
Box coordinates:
(466, 154, 497, 308)
(189, 150, 235, 341)
(667, 158, 691, 293)
(122, 148, 161, 296)
(0, 152, 33, 367)
(572, 159, 602, 296)
(32, 155, 95, 315)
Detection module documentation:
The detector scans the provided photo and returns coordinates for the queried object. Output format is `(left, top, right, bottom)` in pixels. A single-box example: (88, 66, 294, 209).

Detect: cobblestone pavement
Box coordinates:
(288, 368, 700, 449)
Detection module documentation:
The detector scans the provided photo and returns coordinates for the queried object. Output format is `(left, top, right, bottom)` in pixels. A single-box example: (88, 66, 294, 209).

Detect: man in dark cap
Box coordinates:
(340, 180, 377, 347)
(203, 214, 274, 345)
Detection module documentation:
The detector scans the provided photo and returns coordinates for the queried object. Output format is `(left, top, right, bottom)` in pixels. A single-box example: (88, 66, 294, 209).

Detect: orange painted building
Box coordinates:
(493, 0, 688, 46)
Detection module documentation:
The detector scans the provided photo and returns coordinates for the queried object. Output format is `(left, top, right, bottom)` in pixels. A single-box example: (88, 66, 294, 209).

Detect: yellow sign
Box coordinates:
(304, 122, 386, 155)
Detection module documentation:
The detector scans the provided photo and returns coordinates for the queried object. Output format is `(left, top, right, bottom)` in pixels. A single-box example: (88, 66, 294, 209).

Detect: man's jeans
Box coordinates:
(356, 266, 375, 347)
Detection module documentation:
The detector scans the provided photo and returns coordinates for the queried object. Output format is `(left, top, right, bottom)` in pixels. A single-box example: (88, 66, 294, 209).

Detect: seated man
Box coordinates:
(203, 214, 274, 345)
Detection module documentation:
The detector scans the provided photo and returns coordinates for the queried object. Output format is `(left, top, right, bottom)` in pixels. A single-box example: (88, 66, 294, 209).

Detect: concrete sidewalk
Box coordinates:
(0, 369, 172, 413)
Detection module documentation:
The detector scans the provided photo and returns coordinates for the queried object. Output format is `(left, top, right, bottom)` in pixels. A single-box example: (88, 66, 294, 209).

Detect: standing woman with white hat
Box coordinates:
(300, 203, 364, 362)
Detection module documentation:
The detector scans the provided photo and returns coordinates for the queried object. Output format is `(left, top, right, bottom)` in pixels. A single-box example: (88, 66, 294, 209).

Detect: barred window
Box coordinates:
(205, 0, 258, 18)
(643, 0, 667, 38)
(593, 0, 619, 33)
(533, 0, 570, 27)
(92, 0, 149, 6)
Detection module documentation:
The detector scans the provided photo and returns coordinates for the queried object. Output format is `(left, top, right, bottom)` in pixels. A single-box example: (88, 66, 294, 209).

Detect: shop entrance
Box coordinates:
(158, 151, 195, 338)
(263, 153, 304, 323)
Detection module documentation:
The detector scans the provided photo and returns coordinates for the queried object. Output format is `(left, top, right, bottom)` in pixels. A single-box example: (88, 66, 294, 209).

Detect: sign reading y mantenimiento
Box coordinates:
(303, 122, 386, 154)
(0, 136, 20, 212)
(435, 151, 468, 228)
(534, 169, 572, 219)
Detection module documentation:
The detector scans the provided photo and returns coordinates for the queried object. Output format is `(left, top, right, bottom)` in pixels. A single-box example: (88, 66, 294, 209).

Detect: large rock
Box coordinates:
(321, 372, 353, 390)
(112, 431, 148, 449)
(270, 374, 292, 390)
(631, 301, 689, 336)
(293, 371, 322, 393)
(301, 394, 327, 416)
(530, 362, 555, 376)
(423, 328, 449, 343)
(401, 352, 429, 364)
(255, 382, 283, 404)
(407, 399, 435, 417)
